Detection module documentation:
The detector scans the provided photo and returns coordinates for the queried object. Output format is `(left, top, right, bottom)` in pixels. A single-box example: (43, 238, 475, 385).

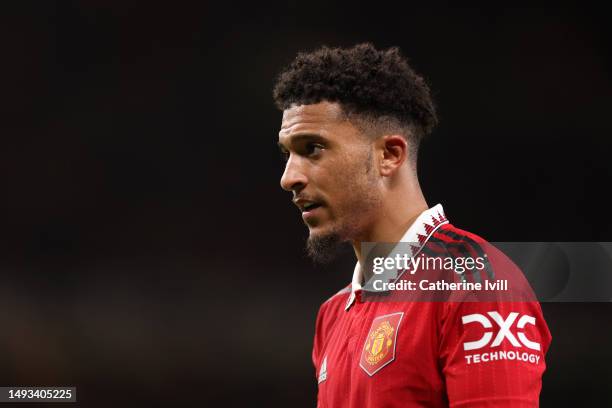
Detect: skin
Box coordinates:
(278, 101, 428, 267)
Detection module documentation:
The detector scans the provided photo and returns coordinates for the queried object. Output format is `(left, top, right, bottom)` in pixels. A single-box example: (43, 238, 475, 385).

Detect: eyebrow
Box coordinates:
(277, 133, 327, 151)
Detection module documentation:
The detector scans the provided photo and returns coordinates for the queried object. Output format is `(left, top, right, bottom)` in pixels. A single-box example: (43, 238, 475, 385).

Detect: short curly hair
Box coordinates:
(273, 43, 438, 159)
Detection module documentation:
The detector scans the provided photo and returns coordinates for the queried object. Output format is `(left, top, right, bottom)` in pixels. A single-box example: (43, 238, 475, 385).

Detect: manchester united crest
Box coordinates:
(359, 312, 404, 376)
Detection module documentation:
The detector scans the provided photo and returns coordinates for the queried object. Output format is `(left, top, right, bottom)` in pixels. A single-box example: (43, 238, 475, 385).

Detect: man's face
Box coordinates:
(278, 101, 382, 261)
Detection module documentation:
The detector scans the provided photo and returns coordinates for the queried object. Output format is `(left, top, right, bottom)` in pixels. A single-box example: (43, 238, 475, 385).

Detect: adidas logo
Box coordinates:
(318, 356, 327, 384)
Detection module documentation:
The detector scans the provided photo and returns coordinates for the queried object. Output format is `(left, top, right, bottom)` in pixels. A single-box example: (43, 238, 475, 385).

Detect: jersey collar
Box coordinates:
(344, 203, 448, 311)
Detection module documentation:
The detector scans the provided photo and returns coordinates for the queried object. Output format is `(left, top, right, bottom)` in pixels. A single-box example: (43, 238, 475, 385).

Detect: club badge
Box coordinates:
(359, 312, 404, 376)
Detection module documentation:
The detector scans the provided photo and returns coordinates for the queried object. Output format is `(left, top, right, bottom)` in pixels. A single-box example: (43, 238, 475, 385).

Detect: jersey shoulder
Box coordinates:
(434, 222, 489, 244)
(318, 284, 351, 317)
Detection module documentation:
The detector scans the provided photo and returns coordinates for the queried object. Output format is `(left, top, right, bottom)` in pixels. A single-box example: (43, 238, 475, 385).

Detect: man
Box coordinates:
(274, 43, 551, 407)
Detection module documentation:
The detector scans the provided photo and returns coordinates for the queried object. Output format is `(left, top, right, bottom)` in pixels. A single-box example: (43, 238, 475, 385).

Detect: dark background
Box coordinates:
(0, 2, 610, 407)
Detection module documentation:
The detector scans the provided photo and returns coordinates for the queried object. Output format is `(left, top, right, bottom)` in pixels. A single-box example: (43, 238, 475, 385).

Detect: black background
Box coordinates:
(0, 2, 610, 407)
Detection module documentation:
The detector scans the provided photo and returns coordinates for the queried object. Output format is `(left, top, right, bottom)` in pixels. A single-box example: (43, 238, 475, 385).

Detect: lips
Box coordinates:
(302, 202, 322, 212)
(294, 197, 323, 212)
(301, 203, 324, 223)
(293, 198, 325, 223)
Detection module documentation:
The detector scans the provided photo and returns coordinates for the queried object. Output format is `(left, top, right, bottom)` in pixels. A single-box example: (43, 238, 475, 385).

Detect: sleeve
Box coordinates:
(439, 300, 552, 407)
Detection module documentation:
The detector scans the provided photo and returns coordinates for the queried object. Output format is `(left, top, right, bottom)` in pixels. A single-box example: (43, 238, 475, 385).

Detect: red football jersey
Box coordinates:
(312, 205, 551, 407)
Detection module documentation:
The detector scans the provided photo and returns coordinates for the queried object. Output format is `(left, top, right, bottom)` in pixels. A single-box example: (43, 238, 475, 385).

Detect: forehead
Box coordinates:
(278, 101, 348, 143)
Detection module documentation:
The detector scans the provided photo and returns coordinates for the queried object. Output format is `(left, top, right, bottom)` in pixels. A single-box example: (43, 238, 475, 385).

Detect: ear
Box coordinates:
(377, 135, 408, 176)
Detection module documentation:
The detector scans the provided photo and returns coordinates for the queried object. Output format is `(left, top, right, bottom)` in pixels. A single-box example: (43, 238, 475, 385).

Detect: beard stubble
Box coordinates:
(306, 149, 381, 264)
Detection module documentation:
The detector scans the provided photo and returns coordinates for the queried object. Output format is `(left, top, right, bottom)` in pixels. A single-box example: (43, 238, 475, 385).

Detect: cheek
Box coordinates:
(333, 174, 370, 211)
(321, 153, 374, 211)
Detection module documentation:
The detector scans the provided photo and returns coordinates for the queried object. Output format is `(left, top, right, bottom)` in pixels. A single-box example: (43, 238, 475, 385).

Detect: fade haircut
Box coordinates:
(273, 43, 438, 166)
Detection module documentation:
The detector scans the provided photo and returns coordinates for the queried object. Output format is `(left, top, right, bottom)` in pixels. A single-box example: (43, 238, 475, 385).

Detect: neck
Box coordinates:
(352, 179, 428, 267)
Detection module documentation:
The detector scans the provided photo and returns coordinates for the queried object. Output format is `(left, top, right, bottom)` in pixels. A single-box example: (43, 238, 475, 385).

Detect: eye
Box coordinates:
(306, 143, 324, 157)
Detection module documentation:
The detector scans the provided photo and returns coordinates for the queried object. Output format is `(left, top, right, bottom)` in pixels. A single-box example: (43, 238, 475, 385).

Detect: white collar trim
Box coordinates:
(345, 203, 448, 311)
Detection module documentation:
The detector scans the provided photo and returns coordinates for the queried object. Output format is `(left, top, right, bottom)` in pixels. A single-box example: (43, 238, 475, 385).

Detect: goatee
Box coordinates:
(306, 232, 344, 264)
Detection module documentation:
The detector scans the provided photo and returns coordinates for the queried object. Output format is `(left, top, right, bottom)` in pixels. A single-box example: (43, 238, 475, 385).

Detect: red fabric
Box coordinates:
(313, 223, 552, 407)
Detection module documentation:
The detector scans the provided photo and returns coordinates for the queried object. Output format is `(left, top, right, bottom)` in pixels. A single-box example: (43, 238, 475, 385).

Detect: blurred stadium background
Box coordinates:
(0, 2, 610, 406)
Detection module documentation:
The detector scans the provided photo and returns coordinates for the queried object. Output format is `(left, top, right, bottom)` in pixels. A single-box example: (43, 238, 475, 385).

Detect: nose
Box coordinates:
(280, 155, 307, 192)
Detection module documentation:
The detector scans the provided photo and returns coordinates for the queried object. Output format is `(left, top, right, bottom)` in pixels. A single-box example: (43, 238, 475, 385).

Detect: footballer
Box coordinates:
(274, 44, 551, 407)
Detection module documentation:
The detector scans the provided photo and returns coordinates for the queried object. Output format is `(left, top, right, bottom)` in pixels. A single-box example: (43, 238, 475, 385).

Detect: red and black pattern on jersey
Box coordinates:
(429, 224, 496, 282)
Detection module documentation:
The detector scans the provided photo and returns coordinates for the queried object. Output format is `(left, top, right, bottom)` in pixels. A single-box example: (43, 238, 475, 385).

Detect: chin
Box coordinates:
(308, 224, 334, 239)
(310, 223, 352, 245)
(306, 226, 344, 264)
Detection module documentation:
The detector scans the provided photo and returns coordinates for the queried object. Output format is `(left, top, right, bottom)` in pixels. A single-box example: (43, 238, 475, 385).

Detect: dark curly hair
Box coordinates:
(273, 43, 438, 161)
